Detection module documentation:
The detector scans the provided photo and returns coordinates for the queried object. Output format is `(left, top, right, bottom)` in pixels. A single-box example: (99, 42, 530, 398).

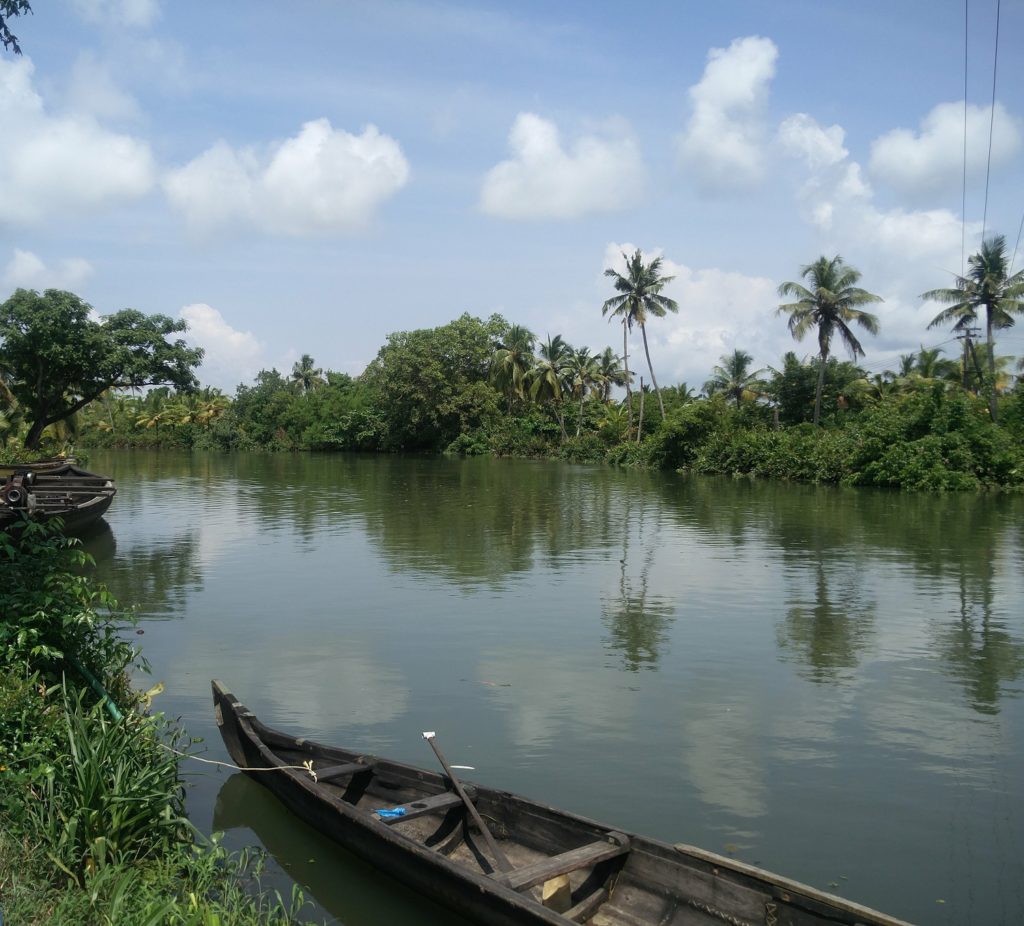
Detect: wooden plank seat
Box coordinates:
(373, 787, 475, 824)
(315, 758, 375, 783)
(498, 832, 631, 893)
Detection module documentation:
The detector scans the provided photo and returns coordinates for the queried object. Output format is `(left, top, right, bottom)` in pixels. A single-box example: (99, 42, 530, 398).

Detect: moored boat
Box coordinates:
(0, 462, 116, 533)
(212, 681, 912, 926)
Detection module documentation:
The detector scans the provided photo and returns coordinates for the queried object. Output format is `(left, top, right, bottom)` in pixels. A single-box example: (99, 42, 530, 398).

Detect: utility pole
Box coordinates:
(956, 327, 982, 393)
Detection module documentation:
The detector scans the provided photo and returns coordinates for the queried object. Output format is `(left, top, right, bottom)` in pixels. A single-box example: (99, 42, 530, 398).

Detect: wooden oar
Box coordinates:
(423, 731, 513, 873)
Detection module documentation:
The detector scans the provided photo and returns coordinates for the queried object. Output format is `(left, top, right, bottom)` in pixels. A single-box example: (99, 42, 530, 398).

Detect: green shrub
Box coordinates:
(0, 521, 135, 685)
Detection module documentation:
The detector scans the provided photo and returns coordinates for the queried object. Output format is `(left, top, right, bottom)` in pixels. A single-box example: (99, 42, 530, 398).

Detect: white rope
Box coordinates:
(159, 742, 318, 780)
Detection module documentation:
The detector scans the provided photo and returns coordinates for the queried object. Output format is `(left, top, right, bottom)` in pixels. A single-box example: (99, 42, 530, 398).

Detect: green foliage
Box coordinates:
(362, 313, 507, 451)
(694, 425, 851, 484)
(485, 410, 560, 457)
(445, 431, 490, 456)
(0, 520, 135, 683)
(558, 433, 607, 464)
(27, 687, 188, 882)
(848, 387, 1023, 490)
(0, 540, 309, 926)
(0, 289, 203, 449)
(766, 352, 867, 425)
(0, 0, 31, 54)
(645, 399, 729, 470)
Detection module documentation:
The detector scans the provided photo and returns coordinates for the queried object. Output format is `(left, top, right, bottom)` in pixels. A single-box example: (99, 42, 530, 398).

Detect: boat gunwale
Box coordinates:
(213, 681, 915, 926)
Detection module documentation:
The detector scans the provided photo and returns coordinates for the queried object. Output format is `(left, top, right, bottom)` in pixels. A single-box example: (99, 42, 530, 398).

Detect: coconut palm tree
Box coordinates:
(564, 346, 601, 436)
(490, 324, 536, 411)
(923, 235, 1024, 420)
(602, 249, 679, 424)
(594, 347, 629, 402)
(290, 354, 324, 394)
(529, 335, 570, 440)
(777, 255, 882, 426)
(703, 349, 766, 405)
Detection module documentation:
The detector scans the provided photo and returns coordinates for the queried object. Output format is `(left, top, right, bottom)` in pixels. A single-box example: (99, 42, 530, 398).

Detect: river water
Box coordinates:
(80, 450, 1024, 925)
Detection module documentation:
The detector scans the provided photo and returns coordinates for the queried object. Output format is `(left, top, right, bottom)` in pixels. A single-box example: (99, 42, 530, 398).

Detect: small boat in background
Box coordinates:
(0, 462, 116, 533)
(213, 681, 912, 926)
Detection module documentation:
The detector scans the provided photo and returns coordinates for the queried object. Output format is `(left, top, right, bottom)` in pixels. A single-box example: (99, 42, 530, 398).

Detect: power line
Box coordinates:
(1011, 208, 1024, 274)
(981, 0, 1001, 242)
(962, 0, 969, 275)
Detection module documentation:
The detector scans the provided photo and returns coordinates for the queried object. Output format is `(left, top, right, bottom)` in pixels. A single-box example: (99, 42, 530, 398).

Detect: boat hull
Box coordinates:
(212, 681, 913, 926)
(0, 463, 116, 534)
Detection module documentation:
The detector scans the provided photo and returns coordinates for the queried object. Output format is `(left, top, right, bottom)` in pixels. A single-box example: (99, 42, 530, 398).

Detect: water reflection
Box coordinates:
(213, 774, 471, 926)
(601, 497, 675, 671)
(937, 562, 1024, 715)
(777, 561, 875, 684)
(82, 451, 1024, 925)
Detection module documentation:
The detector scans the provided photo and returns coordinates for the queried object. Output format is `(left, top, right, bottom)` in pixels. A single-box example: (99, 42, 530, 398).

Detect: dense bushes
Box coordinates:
(661, 387, 1023, 491)
(65, 311, 1024, 492)
(0, 524, 309, 925)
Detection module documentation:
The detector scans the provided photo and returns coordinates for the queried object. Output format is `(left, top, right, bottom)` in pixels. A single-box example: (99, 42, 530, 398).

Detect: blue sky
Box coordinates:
(2, 0, 1022, 391)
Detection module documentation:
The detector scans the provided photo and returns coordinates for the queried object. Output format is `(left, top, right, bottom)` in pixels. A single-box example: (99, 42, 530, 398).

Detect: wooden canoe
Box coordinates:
(212, 681, 912, 926)
(0, 463, 116, 533)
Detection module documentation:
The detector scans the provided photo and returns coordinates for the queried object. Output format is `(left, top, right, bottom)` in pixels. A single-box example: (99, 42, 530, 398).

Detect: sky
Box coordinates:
(1, 0, 1023, 392)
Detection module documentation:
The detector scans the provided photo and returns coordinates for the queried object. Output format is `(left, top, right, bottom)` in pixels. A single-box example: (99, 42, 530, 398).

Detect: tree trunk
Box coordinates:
(986, 307, 998, 421)
(640, 324, 665, 419)
(622, 321, 633, 438)
(24, 418, 47, 450)
(813, 350, 827, 426)
(636, 377, 645, 445)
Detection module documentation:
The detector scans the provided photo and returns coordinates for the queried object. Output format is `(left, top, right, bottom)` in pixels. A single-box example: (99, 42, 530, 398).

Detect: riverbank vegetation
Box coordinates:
(2, 242, 1023, 491)
(0, 520, 309, 925)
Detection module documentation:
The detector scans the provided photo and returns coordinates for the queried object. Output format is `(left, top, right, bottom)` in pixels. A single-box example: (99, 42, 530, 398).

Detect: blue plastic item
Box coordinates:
(376, 807, 407, 818)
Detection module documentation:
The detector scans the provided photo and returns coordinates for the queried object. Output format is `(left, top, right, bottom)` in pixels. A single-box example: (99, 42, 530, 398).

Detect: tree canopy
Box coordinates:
(602, 249, 678, 423)
(361, 313, 507, 451)
(923, 235, 1024, 420)
(777, 255, 881, 426)
(0, 288, 203, 449)
(1, 0, 31, 54)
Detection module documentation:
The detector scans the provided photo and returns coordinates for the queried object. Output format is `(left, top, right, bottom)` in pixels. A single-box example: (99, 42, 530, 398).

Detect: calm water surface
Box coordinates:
(81, 450, 1024, 925)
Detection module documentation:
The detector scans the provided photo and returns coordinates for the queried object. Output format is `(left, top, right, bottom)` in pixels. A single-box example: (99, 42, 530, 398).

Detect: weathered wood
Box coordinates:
(211, 680, 916, 926)
(499, 833, 630, 892)
(315, 759, 375, 782)
(423, 732, 513, 873)
(563, 885, 608, 923)
(374, 788, 470, 824)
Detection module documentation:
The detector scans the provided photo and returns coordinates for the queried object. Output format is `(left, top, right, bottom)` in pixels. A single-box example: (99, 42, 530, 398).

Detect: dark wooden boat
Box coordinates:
(213, 681, 912, 926)
(0, 462, 116, 533)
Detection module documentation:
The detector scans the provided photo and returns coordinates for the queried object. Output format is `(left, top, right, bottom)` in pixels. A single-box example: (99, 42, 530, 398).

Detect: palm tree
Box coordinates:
(564, 346, 600, 437)
(777, 255, 882, 426)
(490, 324, 536, 412)
(703, 349, 766, 404)
(923, 235, 1024, 420)
(529, 334, 570, 439)
(602, 249, 679, 424)
(290, 354, 324, 394)
(594, 347, 629, 402)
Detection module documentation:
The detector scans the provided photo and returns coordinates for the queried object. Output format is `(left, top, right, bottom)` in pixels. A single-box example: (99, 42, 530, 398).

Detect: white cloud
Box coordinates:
(179, 303, 264, 391)
(0, 57, 155, 226)
(777, 113, 848, 171)
(869, 101, 1022, 201)
(70, 0, 161, 28)
(480, 113, 646, 219)
(2, 249, 94, 291)
(676, 36, 778, 193)
(164, 119, 410, 237)
(66, 52, 141, 120)
(777, 113, 986, 361)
